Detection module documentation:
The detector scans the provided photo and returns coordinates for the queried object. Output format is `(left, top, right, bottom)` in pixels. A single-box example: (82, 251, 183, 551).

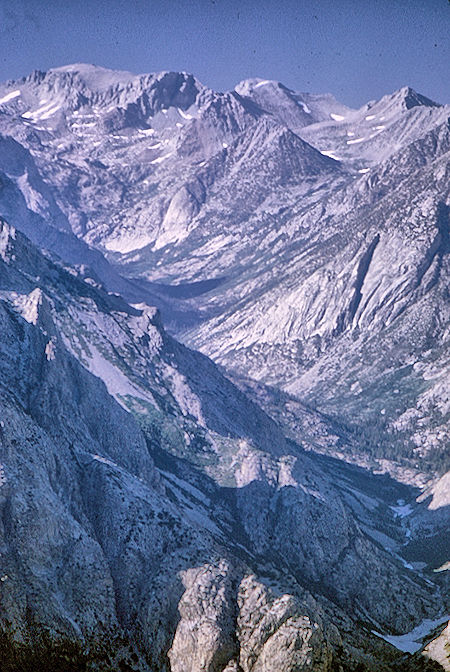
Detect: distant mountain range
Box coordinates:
(0, 64, 448, 671)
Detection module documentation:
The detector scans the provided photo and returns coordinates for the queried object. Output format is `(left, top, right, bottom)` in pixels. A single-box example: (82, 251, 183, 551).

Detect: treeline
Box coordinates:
(349, 418, 449, 476)
(0, 628, 140, 672)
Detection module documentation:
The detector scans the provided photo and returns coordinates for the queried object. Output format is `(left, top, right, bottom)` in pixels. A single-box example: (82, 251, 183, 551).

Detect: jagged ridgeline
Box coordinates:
(0, 64, 448, 671)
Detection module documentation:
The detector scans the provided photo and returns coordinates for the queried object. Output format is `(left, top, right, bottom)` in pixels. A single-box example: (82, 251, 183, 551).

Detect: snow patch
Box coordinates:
(390, 499, 414, 518)
(254, 80, 270, 89)
(150, 152, 173, 164)
(177, 107, 193, 120)
(365, 114, 376, 120)
(330, 113, 345, 121)
(347, 137, 365, 145)
(372, 616, 450, 654)
(320, 150, 341, 160)
(39, 105, 61, 120)
(138, 128, 155, 136)
(22, 100, 62, 121)
(222, 142, 228, 149)
(300, 102, 311, 114)
(0, 90, 20, 105)
(358, 168, 370, 174)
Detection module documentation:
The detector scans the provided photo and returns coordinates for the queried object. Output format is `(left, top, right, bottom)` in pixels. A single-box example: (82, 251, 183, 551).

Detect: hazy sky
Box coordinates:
(0, 0, 448, 107)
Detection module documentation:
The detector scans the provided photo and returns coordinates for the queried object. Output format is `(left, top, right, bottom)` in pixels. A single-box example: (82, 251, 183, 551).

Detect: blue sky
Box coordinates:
(0, 0, 449, 107)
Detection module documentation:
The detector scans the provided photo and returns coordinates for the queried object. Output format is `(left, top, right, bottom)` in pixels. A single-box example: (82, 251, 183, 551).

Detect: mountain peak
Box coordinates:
(45, 64, 204, 94)
(234, 78, 353, 131)
(397, 85, 441, 109)
(47, 62, 137, 91)
(358, 85, 443, 127)
(235, 78, 279, 93)
(367, 86, 441, 114)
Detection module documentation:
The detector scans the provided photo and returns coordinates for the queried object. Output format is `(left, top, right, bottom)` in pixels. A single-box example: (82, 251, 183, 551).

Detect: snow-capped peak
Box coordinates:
(48, 63, 136, 91)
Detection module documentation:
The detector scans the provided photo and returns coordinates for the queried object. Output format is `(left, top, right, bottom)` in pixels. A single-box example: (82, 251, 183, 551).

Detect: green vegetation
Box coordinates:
(0, 626, 143, 672)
